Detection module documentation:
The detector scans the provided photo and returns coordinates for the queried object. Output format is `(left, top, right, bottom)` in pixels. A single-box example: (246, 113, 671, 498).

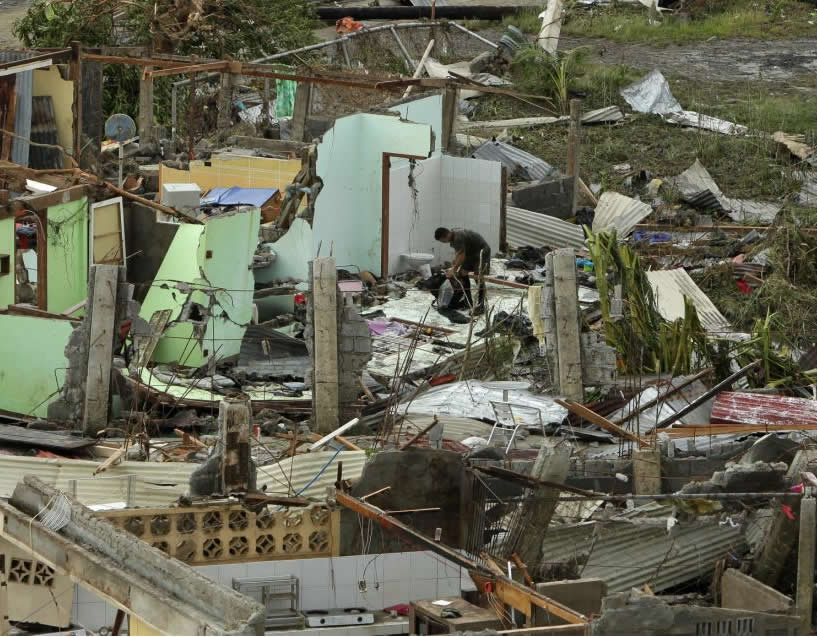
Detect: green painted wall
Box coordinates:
(46, 197, 89, 313)
(0, 315, 74, 417)
(139, 209, 261, 368)
(0, 217, 14, 308)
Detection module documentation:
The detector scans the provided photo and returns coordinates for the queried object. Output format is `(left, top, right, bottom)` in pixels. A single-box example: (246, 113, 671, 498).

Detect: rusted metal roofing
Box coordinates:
(646, 268, 731, 334)
(506, 206, 586, 250)
(712, 392, 817, 426)
(30, 95, 61, 169)
(0, 50, 33, 166)
(582, 105, 624, 124)
(591, 191, 652, 238)
(472, 141, 559, 181)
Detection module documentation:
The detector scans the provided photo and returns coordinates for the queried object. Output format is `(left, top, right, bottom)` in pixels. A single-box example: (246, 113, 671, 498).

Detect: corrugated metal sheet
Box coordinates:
(30, 95, 61, 169)
(646, 268, 731, 333)
(712, 391, 817, 426)
(0, 450, 366, 506)
(591, 191, 652, 238)
(582, 105, 624, 124)
(257, 450, 367, 499)
(541, 504, 746, 593)
(507, 206, 586, 249)
(0, 51, 33, 166)
(669, 160, 729, 211)
(409, 0, 450, 4)
(472, 141, 559, 181)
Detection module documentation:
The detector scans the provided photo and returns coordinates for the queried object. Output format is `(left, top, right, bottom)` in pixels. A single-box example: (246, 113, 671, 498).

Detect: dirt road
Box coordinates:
(0, 0, 29, 48)
(559, 35, 817, 83)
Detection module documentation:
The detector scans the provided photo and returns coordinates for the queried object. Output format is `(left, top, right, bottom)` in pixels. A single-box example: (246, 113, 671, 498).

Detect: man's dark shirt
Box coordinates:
(450, 229, 491, 273)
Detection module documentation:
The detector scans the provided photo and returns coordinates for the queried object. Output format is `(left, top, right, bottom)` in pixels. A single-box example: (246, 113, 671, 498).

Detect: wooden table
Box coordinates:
(409, 597, 503, 634)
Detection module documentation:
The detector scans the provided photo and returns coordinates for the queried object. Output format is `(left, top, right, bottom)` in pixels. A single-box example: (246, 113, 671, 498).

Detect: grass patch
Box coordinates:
(563, 1, 817, 43)
(502, 8, 543, 35)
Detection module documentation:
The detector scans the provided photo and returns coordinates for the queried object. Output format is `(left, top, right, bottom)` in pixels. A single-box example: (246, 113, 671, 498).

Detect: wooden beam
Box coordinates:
(399, 415, 439, 450)
(83, 266, 119, 435)
(103, 182, 203, 224)
(552, 249, 583, 400)
(335, 492, 588, 626)
(402, 38, 435, 100)
(145, 61, 229, 79)
(0, 49, 71, 72)
(71, 42, 83, 165)
(556, 398, 648, 446)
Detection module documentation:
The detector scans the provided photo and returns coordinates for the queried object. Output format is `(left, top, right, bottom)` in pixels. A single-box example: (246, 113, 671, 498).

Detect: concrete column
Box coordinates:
(0, 571, 8, 635)
(566, 99, 581, 213)
(509, 442, 572, 571)
(633, 449, 662, 495)
(219, 395, 251, 494)
(82, 265, 119, 435)
(291, 82, 313, 143)
(797, 496, 816, 635)
(138, 69, 154, 143)
(312, 257, 339, 433)
(552, 249, 583, 400)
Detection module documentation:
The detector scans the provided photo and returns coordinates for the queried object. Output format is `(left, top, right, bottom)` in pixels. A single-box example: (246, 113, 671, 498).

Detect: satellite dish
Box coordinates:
(104, 113, 137, 143)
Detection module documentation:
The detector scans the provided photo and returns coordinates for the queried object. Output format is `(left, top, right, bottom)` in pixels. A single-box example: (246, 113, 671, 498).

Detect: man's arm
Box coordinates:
(447, 251, 466, 278)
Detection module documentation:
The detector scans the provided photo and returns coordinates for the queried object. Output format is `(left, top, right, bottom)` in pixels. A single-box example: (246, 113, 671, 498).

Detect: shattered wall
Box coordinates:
(254, 217, 312, 283)
(0, 314, 76, 417)
(388, 154, 502, 275)
(387, 93, 444, 155)
(138, 208, 261, 368)
(311, 113, 432, 275)
(0, 214, 14, 307)
(125, 202, 179, 302)
(46, 196, 89, 313)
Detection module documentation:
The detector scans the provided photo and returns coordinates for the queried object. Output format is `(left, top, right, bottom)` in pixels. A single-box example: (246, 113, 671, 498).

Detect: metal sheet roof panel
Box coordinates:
(472, 141, 559, 181)
(592, 191, 652, 238)
(540, 509, 746, 593)
(712, 391, 817, 426)
(506, 206, 586, 250)
(646, 268, 731, 333)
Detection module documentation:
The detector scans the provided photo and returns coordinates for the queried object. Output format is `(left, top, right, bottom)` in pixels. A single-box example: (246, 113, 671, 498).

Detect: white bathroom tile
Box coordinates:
(278, 559, 303, 583)
(410, 578, 441, 602)
(245, 561, 276, 579)
(410, 552, 440, 580)
(76, 602, 108, 632)
(301, 558, 330, 588)
(382, 579, 411, 608)
(301, 586, 331, 611)
(76, 583, 102, 604)
(218, 563, 248, 585)
(381, 552, 411, 582)
(356, 554, 383, 584)
(330, 581, 359, 610)
(438, 577, 462, 597)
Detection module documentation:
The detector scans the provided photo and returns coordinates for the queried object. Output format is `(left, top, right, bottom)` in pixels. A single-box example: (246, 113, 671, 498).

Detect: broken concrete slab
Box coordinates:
(721, 568, 793, 614)
(4, 475, 265, 635)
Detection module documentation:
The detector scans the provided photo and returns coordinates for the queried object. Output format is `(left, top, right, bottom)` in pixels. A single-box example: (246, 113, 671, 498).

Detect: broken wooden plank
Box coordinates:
(242, 492, 310, 507)
(133, 309, 172, 369)
(402, 39, 435, 99)
(61, 299, 87, 316)
(458, 115, 567, 131)
(93, 446, 126, 475)
(309, 417, 359, 452)
(360, 486, 391, 502)
(308, 432, 362, 452)
(556, 398, 648, 446)
(511, 552, 535, 588)
(399, 415, 439, 450)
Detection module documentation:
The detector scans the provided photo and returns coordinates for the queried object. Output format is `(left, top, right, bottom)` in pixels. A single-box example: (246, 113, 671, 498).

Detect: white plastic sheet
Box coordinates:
(620, 70, 681, 115)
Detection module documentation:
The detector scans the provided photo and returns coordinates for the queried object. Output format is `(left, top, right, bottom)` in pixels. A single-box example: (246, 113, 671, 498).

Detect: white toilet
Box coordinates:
(401, 252, 434, 278)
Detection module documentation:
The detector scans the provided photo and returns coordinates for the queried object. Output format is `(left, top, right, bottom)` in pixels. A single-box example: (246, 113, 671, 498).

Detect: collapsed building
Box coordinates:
(0, 12, 815, 637)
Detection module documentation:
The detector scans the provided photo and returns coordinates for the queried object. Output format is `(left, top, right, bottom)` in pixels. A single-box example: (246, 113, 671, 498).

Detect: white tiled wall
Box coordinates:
(72, 552, 463, 633)
(388, 154, 503, 276)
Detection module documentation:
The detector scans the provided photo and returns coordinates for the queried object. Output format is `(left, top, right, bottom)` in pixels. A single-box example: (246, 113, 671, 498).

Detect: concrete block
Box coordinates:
(354, 337, 372, 354)
(340, 338, 354, 353)
(510, 176, 575, 220)
(721, 568, 793, 613)
(535, 578, 607, 625)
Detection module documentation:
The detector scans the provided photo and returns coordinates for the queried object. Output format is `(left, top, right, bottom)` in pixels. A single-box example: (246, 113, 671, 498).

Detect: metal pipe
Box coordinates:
(655, 360, 761, 429)
(555, 492, 799, 502)
(449, 21, 500, 49)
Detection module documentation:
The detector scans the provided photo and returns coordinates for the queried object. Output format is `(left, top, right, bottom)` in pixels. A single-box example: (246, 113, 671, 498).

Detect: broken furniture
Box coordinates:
(232, 575, 304, 629)
(409, 597, 504, 634)
(488, 400, 545, 452)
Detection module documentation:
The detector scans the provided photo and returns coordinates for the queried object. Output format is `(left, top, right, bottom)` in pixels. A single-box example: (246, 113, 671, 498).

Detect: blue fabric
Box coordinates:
(201, 186, 278, 208)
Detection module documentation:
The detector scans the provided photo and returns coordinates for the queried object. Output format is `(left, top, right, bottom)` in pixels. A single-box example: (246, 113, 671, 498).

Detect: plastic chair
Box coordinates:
(488, 401, 545, 452)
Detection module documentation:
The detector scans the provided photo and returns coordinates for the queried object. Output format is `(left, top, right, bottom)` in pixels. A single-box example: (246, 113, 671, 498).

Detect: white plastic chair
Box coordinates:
(488, 401, 546, 452)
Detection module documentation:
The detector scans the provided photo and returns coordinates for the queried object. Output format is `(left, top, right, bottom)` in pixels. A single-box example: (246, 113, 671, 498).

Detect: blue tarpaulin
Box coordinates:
(201, 187, 278, 208)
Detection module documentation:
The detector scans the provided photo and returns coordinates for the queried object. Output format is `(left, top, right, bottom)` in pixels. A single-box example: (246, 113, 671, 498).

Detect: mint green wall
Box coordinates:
(311, 113, 432, 276)
(139, 209, 261, 368)
(0, 217, 14, 308)
(0, 315, 74, 417)
(46, 197, 89, 313)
